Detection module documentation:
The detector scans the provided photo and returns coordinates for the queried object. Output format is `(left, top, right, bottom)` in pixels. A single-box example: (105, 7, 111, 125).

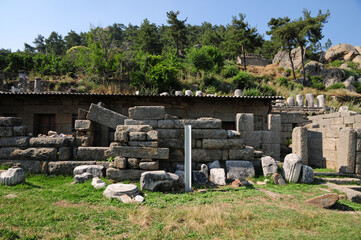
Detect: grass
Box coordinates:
(1, 175, 361, 239)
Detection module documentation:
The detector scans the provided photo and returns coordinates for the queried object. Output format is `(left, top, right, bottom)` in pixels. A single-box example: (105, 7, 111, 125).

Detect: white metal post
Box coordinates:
(185, 125, 192, 192)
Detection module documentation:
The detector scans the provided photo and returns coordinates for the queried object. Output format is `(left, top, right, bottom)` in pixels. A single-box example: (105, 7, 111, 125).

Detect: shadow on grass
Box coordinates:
(330, 202, 355, 211)
(23, 181, 42, 189)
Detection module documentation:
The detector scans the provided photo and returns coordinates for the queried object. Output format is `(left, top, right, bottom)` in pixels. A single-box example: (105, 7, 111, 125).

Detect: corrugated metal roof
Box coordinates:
(0, 91, 284, 99)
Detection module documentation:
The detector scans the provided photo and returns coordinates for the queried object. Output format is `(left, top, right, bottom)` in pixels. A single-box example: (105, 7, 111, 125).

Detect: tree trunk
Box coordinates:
(288, 49, 296, 80)
(300, 45, 306, 82)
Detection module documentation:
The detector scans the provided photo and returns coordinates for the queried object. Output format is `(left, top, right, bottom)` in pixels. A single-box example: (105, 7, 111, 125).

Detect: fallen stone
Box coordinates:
(226, 161, 255, 181)
(58, 147, 72, 161)
(261, 156, 278, 177)
(208, 160, 221, 170)
(210, 168, 226, 186)
(87, 103, 127, 129)
(103, 183, 139, 200)
(301, 165, 314, 184)
(73, 165, 104, 178)
(0, 167, 25, 186)
(140, 170, 179, 192)
(139, 161, 159, 170)
(306, 193, 339, 208)
(74, 120, 93, 131)
(74, 172, 93, 183)
(184, 90, 193, 96)
(175, 91, 183, 96)
(106, 168, 148, 181)
(283, 153, 302, 183)
(128, 106, 165, 120)
(134, 195, 145, 203)
(91, 177, 107, 189)
(174, 170, 185, 185)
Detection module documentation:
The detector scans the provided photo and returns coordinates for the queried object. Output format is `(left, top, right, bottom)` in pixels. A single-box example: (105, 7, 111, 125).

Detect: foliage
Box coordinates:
(232, 71, 255, 89)
(221, 62, 239, 78)
(187, 45, 224, 72)
(277, 76, 289, 87)
(311, 75, 325, 90)
(327, 83, 345, 91)
(243, 88, 262, 96)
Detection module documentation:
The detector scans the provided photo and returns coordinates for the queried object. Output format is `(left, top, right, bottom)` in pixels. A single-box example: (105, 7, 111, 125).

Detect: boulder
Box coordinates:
(91, 177, 107, 189)
(0, 136, 29, 147)
(325, 44, 356, 62)
(210, 168, 226, 186)
(355, 46, 361, 54)
(344, 82, 356, 92)
(273, 46, 305, 70)
(282, 153, 302, 183)
(302, 61, 327, 76)
(74, 172, 93, 183)
(300, 165, 314, 184)
(323, 68, 345, 87)
(352, 55, 361, 68)
(225, 161, 255, 181)
(140, 170, 179, 192)
(306, 193, 339, 208)
(261, 156, 278, 177)
(103, 183, 139, 200)
(73, 165, 104, 178)
(0, 167, 25, 186)
(344, 76, 356, 85)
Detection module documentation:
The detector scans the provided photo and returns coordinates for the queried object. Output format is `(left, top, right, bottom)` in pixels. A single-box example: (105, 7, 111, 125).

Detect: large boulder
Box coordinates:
(261, 156, 278, 177)
(225, 161, 255, 181)
(73, 165, 104, 178)
(140, 170, 179, 192)
(0, 167, 25, 186)
(325, 44, 357, 62)
(302, 61, 327, 76)
(282, 153, 302, 183)
(273, 46, 305, 70)
(323, 68, 345, 87)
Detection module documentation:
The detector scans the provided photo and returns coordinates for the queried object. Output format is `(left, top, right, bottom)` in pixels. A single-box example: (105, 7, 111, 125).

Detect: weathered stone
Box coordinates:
(160, 92, 169, 96)
(278, 178, 286, 185)
(325, 44, 356, 62)
(305, 93, 315, 107)
(192, 164, 208, 185)
(103, 183, 139, 200)
(261, 131, 281, 144)
(234, 89, 242, 97)
(0, 136, 29, 147)
(296, 94, 304, 107)
(74, 172, 93, 183)
(236, 113, 254, 132)
(192, 149, 222, 162)
(128, 106, 165, 120)
(210, 168, 226, 186)
(87, 103, 127, 129)
(106, 146, 169, 160)
(129, 132, 146, 141)
(157, 129, 183, 139)
(228, 147, 254, 161)
(77, 147, 108, 161)
(283, 153, 302, 183)
(261, 156, 278, 176)
(75, 135, 93, 147)
(175, 118, 222, 129)
(196, 140, 202, 149)
(134, 195, 144, 203)
(227, 130, 241, 139)
(175, 91, 183, 96)
(6, 147, 57, 160)
(301, 165, 314, 183)
(261, 144, 280, 160)
(58, 147, 72, 160)
(208, 160, 221, 170)
(0, 168, 25, 186)
(114, 157, 127, 169)
(145, 131, 158, 142)
(323, 68, 345, 87)
(13, 126, 27, 136)
(106, 168, 148, 181)
(225, 160, 255, 181)
(337, 128, 356, 173)
(174, 170, 185, 185)
(139, 161, 159, 170)
(29, 137, 71, 147)
(272, 173, 282, 184)
(195, 91, 203, 96)
(273, 46, 305, 70)
(0, 127, 13, 137)
(306, 193, 339, 209)
(184, 90, 193, 96)
(127, 158, 140, 169)
(231, 179, 242, 188)
(140, 170, 179, 192)
(91, 177, 107, 189)
(73, 165, 104, 178)
(0, 160, 42, 173)
(116, 125, 153, 132)
(302, 60, 327, 76)
(47, 161, 92, 175)
(74, 120, 93, 131)
(192, 129, 228, 139)
(114, 131, 128, 143)
(267, 114, 281, 132)
(292, 127, 308, 165)
(158, 138, 184, 148)
(287, 97, 295, 106)
(202, 139, 244, 149)
(0, 117, 22, 127)
(124, 119, 158, 128)
(316, 95, 326, 108)
(128, 141, 158, 148)
(157, 120, 175, 128)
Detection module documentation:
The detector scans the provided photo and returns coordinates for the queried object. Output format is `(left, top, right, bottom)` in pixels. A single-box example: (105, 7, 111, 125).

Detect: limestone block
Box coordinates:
(175, 91, 183, 96)
(116, 125, 153, 133)
(236, 113, 254, 132)
(228, 146, 254, 161)
(202, 139, 244, 149)
(306, 193, 338, 209)
(283, 153, 302, 183)
(234, 89, 242, 96)
(58, 147, 72, 160)
(139, 161, 159, 170)
(106, 146, 169, 160)
(13, 126, 27, 136)
(157, 120, 175, 128)
(0, 168, 25, 186)
(337, 128, 356, 173)
(261, 156, 278, 176)
(77, 147, 109, 161)
(226, 160, 255, 181)
(158, 138, 184, 148)
(192, 149, 222, 162)
(300, 165, 314, 183)
(129, 132, 147, 141)
(124, 119, 158, 128)
(282, 124, 293, 132)
(74, 172, 93, 183)
(47, 161, 94, 175)
(87, 103, 127, 129)
(128, 106, 165, 120)
(29, 137, 70, 148)
(323, 138, 338, 150)
(323, 127, 341, 138)
(128, 141, 158, 147)
(114, 157, 127, 169)
(103, 183, 139, 199)
(114, 131, 128, 143)
(0, 127, 13, 137)
(127, 158, 140, 169)
(157, 129, 183, 139)
(9, 148, 57, 160)
(317, 95, 326, 108)
(0, 148, 20, 159)
(261, 131, 281, 144)
(292, 127, 308, 165)
(73, 165, 104, 178)
(74, 120, 93, 131)
(281, 113, 304, 124)
(0, 137, 29, 147)
(140, 170, 179, 192)
(210, 168, 226, 186)
(268, 114, 281, 132)
(192, 129, 227, 139)
(0, 117, 22, 127)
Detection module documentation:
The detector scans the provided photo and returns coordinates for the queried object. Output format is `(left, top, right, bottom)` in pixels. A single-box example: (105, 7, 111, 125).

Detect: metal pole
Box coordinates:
(185, 125, 192, 192)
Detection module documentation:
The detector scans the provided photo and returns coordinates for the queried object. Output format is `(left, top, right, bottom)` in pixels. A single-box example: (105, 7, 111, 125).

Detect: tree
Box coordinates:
(166, 11, 188, 56)
(187, 45, 224, 73)
(45, 32, 66, 55)
(33, 34, 46, 54)
(64, 30, 83, 49)
(137, 19, 162, 55)
(24, 43, 36, 53)
(199, 22, 224, 48)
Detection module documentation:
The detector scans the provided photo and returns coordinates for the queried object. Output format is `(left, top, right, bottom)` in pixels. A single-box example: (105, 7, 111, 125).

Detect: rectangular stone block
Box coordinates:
(357, 139, 361, 152)
(326, 160, 336, 170)
(0, 117, 22, 127)
(0, 127, 13, 137)
(147, 130, 158, 141)
(75, 120, 93, 131)
(29, 137, 70, 147)
(244, 140, 261, 150)
(158, 129, 183, 139)
(128, 106, 165, 120)
(58, 147, 73, 161)
(159, 138, 183, 148)
(128, 141, 158, 148)
(323, 138, 338, 150)
(343, 116, 355, 124)
(75, 135, 93, 147)
(8, 147, 57, 160)
(114, 131, 128, 143)
(280, 113, 304, 124)
(0, 136, 29, 147)
(116, 125, 153, 132)
(228, 147, 254, 161)
(129, 132, 147, 141)
(323, 127, 341, 138)
(48, 161, 97, 175)
(261, 131, 281, 144)
(282, 124, 293, 132)
(0, 160, 42, 173)
(202, 139, 244, 149)
(337, 128, 356, 174)
(77, 147, 109, 161)
(323, 112, 341, 119)
(0, 147, 18, 159)
(174, 118, 222, 129)
(244, 131, 262, 142)
(268, 114, 281, 132)
(13, 126, 27, 136)
(124, 119, 158, 128)
(157, 120, 175, 128)
(323, 150, 338, 162)
(106, 146, 169, 159)
(87, 103, 127, 129)
(192, 149, 222, 162)
(236, 113, 254, 132)
(261, 144, 281, 160)
(354, 115, 361, 123)
(192, 129, 227, 139)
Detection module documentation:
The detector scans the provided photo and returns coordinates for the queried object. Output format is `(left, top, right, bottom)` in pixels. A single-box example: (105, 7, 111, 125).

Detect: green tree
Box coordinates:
(64, 30, 83, 49)
(137, 19, 162, 55)
(166, 11, 188, 56)
(0, 49, 11, 70)
(45, 32, 66, 55)
(187, 45, 224, 72)
(33, 34, 46, 54)
(24, 43, 36, 53)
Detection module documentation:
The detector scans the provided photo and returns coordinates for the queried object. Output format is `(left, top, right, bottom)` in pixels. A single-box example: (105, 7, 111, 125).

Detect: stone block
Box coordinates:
(157, 120, 175, 129)
(74, 120, 93, 131)
(175, 118, 222, 129)
(116, 125, 153, 132)
(355, 115, 361, 123)
(124, 119, 158, 128)
(326, 160, 336, 170)
(283, 153, 302, 183)
(305, 93, 315, 107)
(356, 129, 361, 138)
(147, 130, 158, 141)
(0, 127, 13, 137)
(343, 116, 355, 124)
(261, 131, 281, 144)
(0, 136, 29, 147)
(0, 117, 22, 127)
(58, 147, 72, 160)
(323, 138, 338, 150)
(114, 131, 128, 143)
(208, 160, 221, 170)
(114, 157, 127, 169)
(127, 158, 140, 169)
(169, 149, 184, 162)
(268, 114, 281, 132)
(75, 135, 93, 147)
(261, 144, 280, 160)
(158, 138, 183, 148)
(244, 131, 262, 142)
(128, 141, 158, 147)
(106, 168, 150, 181)
(300, 165, 314, 183)
(87, 103, 127, 129)
(292, 127, 308, 165)
(323, 150, 338, 162)
(192, 129, 228, 139)
(129, 132, 147, 141)
(74, 172, 93, 183)
(244, 140, 261, 150)
(128, 106, 165, 120)
(13, 126, 27, 136)
(261, 156, 278, 176)
(236, 113, 254, 132)
(140, 170, 179, 192)
(73, 165, 104, 178)
(29, 137, 70, 147)
(202, 139, 244, 149)
(106, 146, 169, 160)
(158, 129, 183, 139)
(357, 139, 361, 152)
(0, 167, 25, 186)
(48, 161, 95, 175)
(77, 147, 109, 161)
(337, 128, 356, 173)
(210, 168, 226, 186)
(226, 160, 255, 181)
(281, 113, 304, 124)
(222, 150, 228, 160)
(192, 149, 223, 162)
(196, 140, 202, 149)
(139, 161, 159, 170)
(228, 147, 254, 161)
(10, 148, 57, 160)
(0, 160, 42, 173)
(282, 124, 293, 132)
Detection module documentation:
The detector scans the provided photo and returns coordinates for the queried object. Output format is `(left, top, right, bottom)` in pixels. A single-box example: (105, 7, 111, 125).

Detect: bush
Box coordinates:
(221, 64, 239, 78)
(354, 82, 361, 94)
(285, 69, 292, 75)
(187, 45, 224, 72)
(327, 83, 345, 91)
(243, 88, 262, 96)
(232, 71, 254, 89)
(261, 85, 276, 96)
(311, 76, 325, 90)
(328, 60, 343, 68)
(277, 77, 288, 87)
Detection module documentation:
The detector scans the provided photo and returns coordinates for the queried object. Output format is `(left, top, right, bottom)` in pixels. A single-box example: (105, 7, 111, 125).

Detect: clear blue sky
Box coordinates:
(1, 0, 360, 51)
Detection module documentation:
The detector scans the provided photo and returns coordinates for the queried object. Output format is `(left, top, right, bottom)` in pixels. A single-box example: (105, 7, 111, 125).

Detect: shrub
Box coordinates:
(205, 86, 217, 94)
(312, 82, 325, 90)
(328, 60, 343, 68)
(277, 77, 288, 87)
(221, 64, 239, 78)
(187, 45, 224, 72)
(232, 71, 254, 89)
(261, 85, 276, 96)
(243, 88, 262, 96)
(285, 68, 292, 75)
(354, 82, 361, 94)
(327, 83, 345, 91)
(311, 76, 325, 90)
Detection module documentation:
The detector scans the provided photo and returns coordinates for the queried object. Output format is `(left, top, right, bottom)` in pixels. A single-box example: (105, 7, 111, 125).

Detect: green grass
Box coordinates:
(1, 175, 361, 239)
(313, 168, 337, 173)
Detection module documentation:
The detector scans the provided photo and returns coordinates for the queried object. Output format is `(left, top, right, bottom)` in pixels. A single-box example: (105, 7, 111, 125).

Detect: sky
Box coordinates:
(0, 0, 360, 52)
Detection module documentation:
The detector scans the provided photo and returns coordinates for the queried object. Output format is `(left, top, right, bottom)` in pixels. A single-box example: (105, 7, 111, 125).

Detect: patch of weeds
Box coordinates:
(327, 83, 345, 91)
(313, 168, 337, 173)
(0, 165, 10, 170)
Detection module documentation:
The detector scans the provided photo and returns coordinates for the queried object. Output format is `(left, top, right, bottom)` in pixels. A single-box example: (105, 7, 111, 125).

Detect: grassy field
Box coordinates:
(1, 175, 361, 240)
